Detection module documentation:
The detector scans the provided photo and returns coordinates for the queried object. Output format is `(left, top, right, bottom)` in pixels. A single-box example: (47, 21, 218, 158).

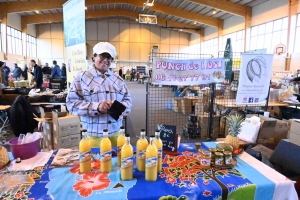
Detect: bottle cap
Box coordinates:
(155, 130, 160, 136)
(140, 129, 145, 132)
(81, 129, 87, 133)
(125, 134, 130, 137)
(149, 135, 155, 141)
(120, 126, 124, 129)
(103, 129, 108, 132)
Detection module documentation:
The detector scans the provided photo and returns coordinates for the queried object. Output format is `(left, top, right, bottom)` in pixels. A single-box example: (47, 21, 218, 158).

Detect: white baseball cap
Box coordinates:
(93, 42, 117, 58)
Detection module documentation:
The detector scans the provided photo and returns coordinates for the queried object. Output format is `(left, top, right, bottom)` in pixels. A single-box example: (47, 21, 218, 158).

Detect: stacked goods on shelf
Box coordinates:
(171, 99, 182, 113)
(198, 113, 220, 138)
(181, 98, 192, 115)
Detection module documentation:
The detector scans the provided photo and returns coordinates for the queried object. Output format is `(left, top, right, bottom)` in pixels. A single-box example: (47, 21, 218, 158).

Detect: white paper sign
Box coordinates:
(152, 57, 225, 86)
(236, 54, 273, 104)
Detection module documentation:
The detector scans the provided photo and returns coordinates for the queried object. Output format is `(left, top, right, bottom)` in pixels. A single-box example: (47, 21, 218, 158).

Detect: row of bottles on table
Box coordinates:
(79, 128, 163, 182)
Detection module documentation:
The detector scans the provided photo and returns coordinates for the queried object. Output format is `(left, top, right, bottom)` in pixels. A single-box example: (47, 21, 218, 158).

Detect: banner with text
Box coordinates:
(152, 57, 225, 85)
(63, 0, 86, 85)
(236, 54, 274, 105)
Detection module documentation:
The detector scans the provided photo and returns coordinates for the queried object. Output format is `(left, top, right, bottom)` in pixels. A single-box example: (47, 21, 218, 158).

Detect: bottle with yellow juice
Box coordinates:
(136, 129, 148, 171)
(121, 134, 133, 180)
(145, 136, 158, 182)
(79, 130, 91, 173)
(117, 126, 125, 167)
(100, 129, 112, 172)
(154, 130, 163, 172)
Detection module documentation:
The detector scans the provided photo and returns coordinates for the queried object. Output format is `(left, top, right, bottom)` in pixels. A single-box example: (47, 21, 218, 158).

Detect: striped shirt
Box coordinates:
(66, 67, 132, 137)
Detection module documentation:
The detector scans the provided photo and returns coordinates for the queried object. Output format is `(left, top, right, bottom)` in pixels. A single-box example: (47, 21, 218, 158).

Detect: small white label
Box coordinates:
(215, 157, 223, 166)
(137, 149, 146, 159)
(200, 158, 211, 166)
(225, 156, 232, 165)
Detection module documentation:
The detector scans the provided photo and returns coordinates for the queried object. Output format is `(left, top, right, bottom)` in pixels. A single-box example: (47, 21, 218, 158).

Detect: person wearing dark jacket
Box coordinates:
(51, 60, 61, 79)
(42, 63, 51, 75)
(61, 63, 67, 88)
(30, 60, 43, 88)
(13, 63, 22, 80)
(8, 95, 39, 137)
(2, 62, 10, 86)
(22, 65, 28, 80)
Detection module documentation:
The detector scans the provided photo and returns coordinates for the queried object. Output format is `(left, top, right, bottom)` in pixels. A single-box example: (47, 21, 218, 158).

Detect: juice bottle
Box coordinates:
(145, 136, 158, 182)
(154, 130, 163, 172)
(117, 126, 125, 167)
(100, 129, 112, 172)
(136, 129, 148, 171)
(120, 134, 133, 180)
(79, 130, 91, 173)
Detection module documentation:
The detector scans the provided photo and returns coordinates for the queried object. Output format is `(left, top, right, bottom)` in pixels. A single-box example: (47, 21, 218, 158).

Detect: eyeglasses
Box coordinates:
(99, 53, 113, 62)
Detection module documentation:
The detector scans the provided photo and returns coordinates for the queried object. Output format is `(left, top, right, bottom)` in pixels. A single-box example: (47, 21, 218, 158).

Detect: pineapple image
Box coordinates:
(0, 130, 10, 168)
(224, 114, 244, 149)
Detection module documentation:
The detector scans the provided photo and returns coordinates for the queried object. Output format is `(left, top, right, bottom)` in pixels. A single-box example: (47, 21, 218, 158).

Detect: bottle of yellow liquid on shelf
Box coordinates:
(136, 129, 148, 172)
(100, 129, 112, 172)
(79, 130, 91, 173)
(154, 130, 163, 172)
(117, 126, 125, 167)
(121, 134, 133, 180)
(145, 136, 158, 181)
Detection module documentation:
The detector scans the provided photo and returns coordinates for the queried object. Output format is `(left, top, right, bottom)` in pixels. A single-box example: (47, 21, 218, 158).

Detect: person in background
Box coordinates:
(51, 60, 61, 79)
(0, 61, 6, 85)
(130, 68, 136, 81)
(42, 63, 51, 75)
(2, 62, 10, 86)
(22, 65, 28, 80)
(66, 42, 132, 147)
(61, 63, 67, 88)
(30, 60, 43, 88)
(13, 63, 22, 80)
(136, 71, 140, 81)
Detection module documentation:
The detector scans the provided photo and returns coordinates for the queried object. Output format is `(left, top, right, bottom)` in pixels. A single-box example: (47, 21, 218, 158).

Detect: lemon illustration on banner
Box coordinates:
(246, 56, 266, 83)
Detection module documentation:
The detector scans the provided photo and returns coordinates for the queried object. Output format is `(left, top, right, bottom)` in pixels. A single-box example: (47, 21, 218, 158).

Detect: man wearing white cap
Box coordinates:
(66, 42, 132, 147)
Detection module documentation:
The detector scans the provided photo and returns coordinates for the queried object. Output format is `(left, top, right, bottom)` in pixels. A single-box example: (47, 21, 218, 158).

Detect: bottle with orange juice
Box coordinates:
(120, 134, 133, 180)
(154, 130, 163, 172)
(136, 129, 148, 171)
(100, 129, 112, 172)
(117, 126, 125, 167)
(145, 136, 158, 181)
(79, 130, 91, 173)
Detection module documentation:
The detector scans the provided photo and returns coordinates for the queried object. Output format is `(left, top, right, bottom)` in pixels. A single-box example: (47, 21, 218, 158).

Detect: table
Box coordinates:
(0, 142, 297, 200)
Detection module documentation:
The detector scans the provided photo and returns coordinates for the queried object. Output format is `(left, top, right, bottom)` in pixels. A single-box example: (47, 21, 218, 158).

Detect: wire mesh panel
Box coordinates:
(146, 53, 215, 143)
(216, 52, 268, 137)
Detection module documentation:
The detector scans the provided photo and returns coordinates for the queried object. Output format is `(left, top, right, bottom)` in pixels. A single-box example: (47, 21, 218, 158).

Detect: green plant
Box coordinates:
(227, 114, 244, 137)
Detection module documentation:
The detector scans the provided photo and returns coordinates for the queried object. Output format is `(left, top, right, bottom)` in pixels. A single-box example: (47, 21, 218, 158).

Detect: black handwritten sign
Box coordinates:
(157, 124, 178, 155)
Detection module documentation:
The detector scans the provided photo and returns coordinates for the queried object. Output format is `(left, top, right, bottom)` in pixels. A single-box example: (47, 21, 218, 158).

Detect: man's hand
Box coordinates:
(98, 100, 112, 113)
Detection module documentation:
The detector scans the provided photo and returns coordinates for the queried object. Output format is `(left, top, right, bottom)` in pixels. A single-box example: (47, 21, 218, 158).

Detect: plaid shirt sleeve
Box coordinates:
(66, 72, 101, 117)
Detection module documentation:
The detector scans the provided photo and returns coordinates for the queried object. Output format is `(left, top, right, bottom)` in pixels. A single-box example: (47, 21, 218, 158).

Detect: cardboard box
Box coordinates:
(172, 99, 182, 113)
(53, 134, 81, 149)
(52, 111, 81, 138)
(257, 116, 277, 141)
(181, 99, 192, 114)
(274, 120, 288, 143)
(290, 119, 300, 146)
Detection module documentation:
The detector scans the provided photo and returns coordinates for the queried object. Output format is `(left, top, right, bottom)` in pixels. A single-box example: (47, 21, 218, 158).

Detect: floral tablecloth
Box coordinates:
(0, 142, 297, 200)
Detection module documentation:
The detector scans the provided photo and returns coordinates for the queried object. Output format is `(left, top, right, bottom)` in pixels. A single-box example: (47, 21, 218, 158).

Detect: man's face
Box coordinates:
(94, 53, 113, 73)
(45, 63, 49, 67)
(30, 62, 35, 67)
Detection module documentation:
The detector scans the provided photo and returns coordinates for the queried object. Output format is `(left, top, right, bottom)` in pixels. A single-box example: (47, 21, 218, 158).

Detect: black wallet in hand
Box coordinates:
(107, 100, 126, 121)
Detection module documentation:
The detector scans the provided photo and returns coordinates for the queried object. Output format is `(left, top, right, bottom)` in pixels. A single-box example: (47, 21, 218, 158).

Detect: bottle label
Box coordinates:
(157, 148, 162, 158)
(200, 158, 211, 167)
(225, 156, 232, 165)
(100, 150, 112, 162)
(146, 156, 157, 168)
(137, 149, 146, 160)
(80, 150, 91, 163)
(121, 155, 133, 169)
(215, 157, 223, 166)
(117, 146, 122, 155)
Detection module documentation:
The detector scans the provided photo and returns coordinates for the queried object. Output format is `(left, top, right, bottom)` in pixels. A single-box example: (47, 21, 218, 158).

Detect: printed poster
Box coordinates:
(63, 0, 87, 86)
(236, 54, 274, 104)
(152, 57, 225, 85)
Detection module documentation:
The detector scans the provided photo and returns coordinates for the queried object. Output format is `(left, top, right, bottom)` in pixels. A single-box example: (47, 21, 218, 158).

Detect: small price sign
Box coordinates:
(157, 124, 178, 155)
